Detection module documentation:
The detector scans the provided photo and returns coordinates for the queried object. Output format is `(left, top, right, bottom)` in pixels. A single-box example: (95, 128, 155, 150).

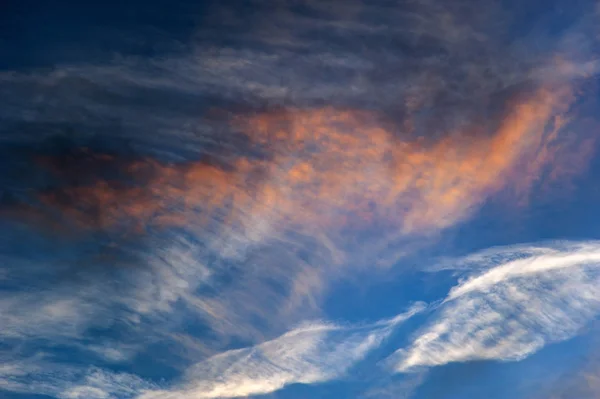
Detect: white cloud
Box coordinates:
(5, 241, 600, 398)
(0, 288, 107, 340)
(137, 304, 425, 399)
(0, 232, 220, 399)
(391, 241, 600, 372)
(0, 358, 154, 399)
(0, 287, 425, 399)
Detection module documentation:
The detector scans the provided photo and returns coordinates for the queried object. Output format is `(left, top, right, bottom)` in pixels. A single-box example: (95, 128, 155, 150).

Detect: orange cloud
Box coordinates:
(238, 84, 586, 234)
(10, 83, 594, 246)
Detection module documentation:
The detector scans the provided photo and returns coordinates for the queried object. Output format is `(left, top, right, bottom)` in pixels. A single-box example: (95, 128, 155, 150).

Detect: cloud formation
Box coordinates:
(137, 304, 424, 399)
(6, 81, 593, 251)
(3, 74, 592, 353)
(126, 241, 600, 399)
(0, 61, 597, 399)
(3, 241, 600, 399)
(0, 356, 155, 399)
(0, 1, 599, 398)
(392, 241, 600, 372)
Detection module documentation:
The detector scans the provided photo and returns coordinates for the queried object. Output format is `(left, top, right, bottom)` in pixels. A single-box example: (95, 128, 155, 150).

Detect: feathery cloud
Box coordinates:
(137, 304, 424, 399)
(392, 242, 600, 372)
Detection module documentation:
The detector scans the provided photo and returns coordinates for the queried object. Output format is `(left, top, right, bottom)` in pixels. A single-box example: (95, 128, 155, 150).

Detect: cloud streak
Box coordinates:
(137, 304, 425, 399)
(392, 241, 600, 372)
(0, 353, 156, 399)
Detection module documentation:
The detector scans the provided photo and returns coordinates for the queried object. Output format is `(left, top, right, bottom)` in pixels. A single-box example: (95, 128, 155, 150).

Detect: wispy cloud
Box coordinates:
(4, 80, 593, 259)
(0, 232, 217, 377)
(391, 241, 600, 372)
(137, 304, 425, 399)
(2, 75, 592, 354)
(0, 303, 422, 399)
(1, 64, 591, 365)
(0, 1, 598, 398)
(0, 357, 154, 399)
(4, 241, 600, 398)
(127, 241, 600, 398)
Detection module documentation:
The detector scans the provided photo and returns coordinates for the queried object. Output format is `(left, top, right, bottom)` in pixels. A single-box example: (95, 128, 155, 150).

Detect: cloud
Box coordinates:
(60, 369, 154, 399)
(130, 241, 600, 399)
(0, 2, 596, 346)
(6, 240, 600, 399)
(6, 81, 593, 247)
(0, 1, 598, 398)
(0, 230, 218, 383)
(244, 83, 591, 235)
(0, 294, 99, 339)
(137, 304, 424, 399)
(3, 67, 591, 357)
(0, 303, 424, 399)
(0, 358, 154, 399)
(2, 78, 591, 349)
(0, 60, 596, 396)
(391, 241, 600, 372)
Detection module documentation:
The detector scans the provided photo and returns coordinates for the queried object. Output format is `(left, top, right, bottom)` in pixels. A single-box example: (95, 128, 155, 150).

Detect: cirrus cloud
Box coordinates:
(392, 241, 600, 372)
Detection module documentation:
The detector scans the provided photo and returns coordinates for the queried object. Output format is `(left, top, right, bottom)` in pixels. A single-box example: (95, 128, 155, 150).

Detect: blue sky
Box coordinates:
(1, 0, 600, 398)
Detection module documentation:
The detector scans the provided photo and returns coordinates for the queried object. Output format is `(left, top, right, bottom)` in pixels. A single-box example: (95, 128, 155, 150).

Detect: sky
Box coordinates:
(1, 0, 600, 398)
